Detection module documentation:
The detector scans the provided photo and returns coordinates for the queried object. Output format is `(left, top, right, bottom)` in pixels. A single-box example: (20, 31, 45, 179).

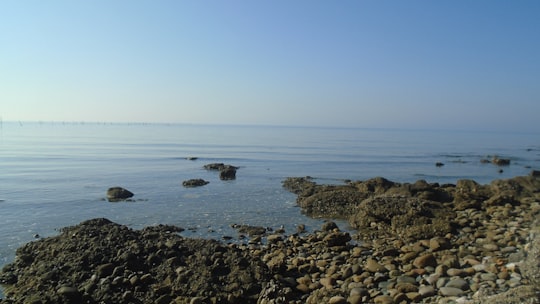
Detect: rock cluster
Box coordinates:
(203, 163, 238, 180)
(0, 219, 269, 304)
(1, 175, 539, 303)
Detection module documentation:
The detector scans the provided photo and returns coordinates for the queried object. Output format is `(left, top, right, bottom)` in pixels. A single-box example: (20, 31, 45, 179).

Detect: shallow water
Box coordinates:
(1, 122, 539, 296)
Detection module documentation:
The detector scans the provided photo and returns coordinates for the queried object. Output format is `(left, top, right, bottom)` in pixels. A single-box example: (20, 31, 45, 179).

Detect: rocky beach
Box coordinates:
(1, 174, 539, 303)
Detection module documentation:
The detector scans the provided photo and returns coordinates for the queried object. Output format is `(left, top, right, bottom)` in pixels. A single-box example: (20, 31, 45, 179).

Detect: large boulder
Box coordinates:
(106, 187, 134, 202)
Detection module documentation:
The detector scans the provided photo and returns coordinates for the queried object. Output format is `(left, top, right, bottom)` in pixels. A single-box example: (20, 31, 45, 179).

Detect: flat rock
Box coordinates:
(439, 286, 466, 296)
(182, 179, 209, 187)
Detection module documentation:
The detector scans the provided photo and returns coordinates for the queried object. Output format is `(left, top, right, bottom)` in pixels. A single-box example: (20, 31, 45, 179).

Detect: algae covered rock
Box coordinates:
(0, 218, 270, 303)
(349, 196, 454, 241)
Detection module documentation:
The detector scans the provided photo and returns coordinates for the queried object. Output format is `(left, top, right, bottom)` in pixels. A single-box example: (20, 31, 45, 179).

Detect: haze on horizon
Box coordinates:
(1, 1, 539, 132)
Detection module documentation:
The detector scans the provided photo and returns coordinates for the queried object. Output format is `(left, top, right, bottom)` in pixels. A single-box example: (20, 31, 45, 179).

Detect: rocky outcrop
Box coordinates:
(283, 175, 540, 244)
(182, 179, 209, 187)
(106, 187, 134, 202)
(349, 196, 454, 241)
(0, 218, 269, 304)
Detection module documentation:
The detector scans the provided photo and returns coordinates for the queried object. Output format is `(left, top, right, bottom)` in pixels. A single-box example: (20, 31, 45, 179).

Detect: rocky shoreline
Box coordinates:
(1, 175, 539, 303)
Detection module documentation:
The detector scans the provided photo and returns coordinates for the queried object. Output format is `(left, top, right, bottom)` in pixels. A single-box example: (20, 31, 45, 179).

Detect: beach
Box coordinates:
(1, 174, 539, 303)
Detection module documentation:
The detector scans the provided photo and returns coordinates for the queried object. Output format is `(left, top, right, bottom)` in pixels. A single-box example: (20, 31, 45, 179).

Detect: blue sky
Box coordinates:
(1, 1, 539, 131)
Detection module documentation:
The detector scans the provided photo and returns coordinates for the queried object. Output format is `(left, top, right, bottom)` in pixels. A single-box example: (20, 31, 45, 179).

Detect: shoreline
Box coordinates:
(1, 174, 539, 303)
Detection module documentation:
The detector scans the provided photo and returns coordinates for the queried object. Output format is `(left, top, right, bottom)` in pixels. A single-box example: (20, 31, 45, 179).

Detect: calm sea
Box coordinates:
(1, 122, 538, 285)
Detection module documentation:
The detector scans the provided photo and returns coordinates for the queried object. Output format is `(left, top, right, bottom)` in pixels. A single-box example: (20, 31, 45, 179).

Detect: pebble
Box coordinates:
(365, 258, 388, 273)
(57, 285, 79, 296)
(439, 286, 466, 296)
(373, 295, 394, 304)
(418, 285, 436, 297)
(329, 295, 347, 304)
(480, 273, 498, 281)
(445, 278, 469, 290)
(413, 253, 438, 268)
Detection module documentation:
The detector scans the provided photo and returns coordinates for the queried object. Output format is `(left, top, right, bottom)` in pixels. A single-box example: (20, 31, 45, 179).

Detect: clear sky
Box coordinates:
(1, 1, 539, 131)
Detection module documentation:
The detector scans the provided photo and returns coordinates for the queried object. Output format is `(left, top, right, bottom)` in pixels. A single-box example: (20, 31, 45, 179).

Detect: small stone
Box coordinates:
(267, 234, 283, 244)
(480, 273, 498, 281)
(296, 283, 310, 293)
(347, 294, 363, 304)
(413, 253, 438, 268)
(329, 296, 347, 304)
(396, 282, 418, 293)
(418, 285, 436, 297)
(396, 275, 416, 284)
(97, 263, 114, 278)
(365, 258, 388, 273)
(374, 295, 394, 304)
(439, 286, 465, 296)
(483, 243, 499, 251)
(425, 273, 440, 286)
(445, 278, 469, 290)
(320, 277, 336, 289)
(57, 286, 79, 296)
(447, 268, 467, 277)
(405, 292, 422, 302)
(429, 237, 450, 251)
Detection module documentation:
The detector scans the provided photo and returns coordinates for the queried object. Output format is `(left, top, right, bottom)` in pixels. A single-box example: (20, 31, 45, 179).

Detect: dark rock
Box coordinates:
(282, 176, 316, 194)
(204, 163, 238, 171)
(0, 219, 269, 303)
(182, 179, 209, 187)
(204, 163, 226, 170)
(530, 170, 540, 177)
(231, 224, 267, 236)
(492, 157, 511, 166)
(106, 187, 134, 202)
(321, 221, 339, 231)
(219, 166, 237, 180)
(436, 162, 445, 167)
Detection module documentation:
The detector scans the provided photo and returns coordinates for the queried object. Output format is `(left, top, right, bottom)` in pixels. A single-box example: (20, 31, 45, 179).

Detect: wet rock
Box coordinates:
(492, 157, 511, 166)
(106, 187, 134, 202)
(530, 170, 540, 177)
(203, 163, 228, 170)
(219, 166, 237, 180)
(182, 178, 209, 187)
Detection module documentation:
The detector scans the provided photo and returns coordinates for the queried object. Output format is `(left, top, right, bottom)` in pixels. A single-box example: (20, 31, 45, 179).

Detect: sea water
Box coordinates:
(1, 122, 539, 284)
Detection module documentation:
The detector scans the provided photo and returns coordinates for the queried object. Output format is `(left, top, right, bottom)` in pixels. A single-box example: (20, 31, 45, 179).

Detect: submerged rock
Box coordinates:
(182, 178, 209, 187)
